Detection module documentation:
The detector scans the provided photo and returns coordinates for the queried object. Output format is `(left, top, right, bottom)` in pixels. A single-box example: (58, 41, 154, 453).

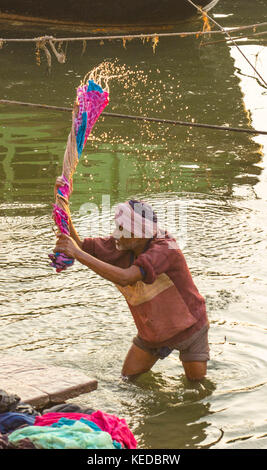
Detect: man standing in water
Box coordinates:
(54, 178, 209, 381)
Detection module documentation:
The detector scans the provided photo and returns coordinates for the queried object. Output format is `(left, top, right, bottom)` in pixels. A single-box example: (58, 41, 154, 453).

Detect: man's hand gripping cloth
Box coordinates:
(49, 80, 109, 272)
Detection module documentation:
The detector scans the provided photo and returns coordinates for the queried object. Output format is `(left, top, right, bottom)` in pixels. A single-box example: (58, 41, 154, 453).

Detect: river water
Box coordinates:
(0, 0, 267, 449)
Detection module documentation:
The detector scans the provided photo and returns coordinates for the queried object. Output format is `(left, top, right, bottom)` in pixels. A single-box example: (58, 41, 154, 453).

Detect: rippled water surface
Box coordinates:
(0, 0, 267, 449)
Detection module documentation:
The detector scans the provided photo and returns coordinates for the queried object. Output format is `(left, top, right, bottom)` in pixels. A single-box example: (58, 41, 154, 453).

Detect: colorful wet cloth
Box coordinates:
(34, 410, 137, 449)
(49, 76, 109, 273)
(34, 411, 96, 426)
(8, 420, 116, 449)
(89, 410, 137, 450)
(51, 417, 122, 449)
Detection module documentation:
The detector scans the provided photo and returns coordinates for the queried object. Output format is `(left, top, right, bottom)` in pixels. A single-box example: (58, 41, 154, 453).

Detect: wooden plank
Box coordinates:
(0, 356, 98, 409)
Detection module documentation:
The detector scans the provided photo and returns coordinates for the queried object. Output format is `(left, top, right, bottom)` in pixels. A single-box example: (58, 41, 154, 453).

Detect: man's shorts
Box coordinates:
(133, 324, 210, 362)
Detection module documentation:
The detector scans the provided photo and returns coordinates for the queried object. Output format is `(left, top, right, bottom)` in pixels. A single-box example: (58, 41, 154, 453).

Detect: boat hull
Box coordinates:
(0, 0, 219, 26)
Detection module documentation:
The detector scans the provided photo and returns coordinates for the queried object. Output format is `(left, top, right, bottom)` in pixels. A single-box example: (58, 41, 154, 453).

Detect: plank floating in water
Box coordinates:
(0, 357, 98, 409)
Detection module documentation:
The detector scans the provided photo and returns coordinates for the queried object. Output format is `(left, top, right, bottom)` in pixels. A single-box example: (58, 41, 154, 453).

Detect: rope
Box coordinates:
(186, 0, 267, 89)
(1, 98, 267, 135)
(201, 31, 267, 47)
(0, 21, 267, 43)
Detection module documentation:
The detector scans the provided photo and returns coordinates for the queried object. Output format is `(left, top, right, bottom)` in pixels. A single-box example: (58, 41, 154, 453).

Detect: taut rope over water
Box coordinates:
(1, 21, 267, 43)
(1, 99, 267, 135)
(186, 0, 267, 89)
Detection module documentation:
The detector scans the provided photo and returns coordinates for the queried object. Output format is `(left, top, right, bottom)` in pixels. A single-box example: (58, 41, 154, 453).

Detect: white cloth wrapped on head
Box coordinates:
(113, 200, 159, 239)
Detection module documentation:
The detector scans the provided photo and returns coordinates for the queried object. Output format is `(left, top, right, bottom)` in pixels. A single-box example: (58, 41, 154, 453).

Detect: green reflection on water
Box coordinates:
(0, 1, 267, 450)
(0, 16, 263, 210)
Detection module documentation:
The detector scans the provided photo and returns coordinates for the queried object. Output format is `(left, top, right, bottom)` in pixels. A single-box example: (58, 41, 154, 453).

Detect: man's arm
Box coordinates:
(55, 233, 143, 287)
(75, 249, 143, 286)
(68, 217, 82, 249)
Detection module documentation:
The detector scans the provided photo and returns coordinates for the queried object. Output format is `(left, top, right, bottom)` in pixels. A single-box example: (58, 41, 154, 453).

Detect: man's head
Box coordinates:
(112, 199, 158, 251)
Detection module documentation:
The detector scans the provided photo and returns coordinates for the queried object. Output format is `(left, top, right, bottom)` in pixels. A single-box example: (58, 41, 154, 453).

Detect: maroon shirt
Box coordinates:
(82, 235, 208, 348)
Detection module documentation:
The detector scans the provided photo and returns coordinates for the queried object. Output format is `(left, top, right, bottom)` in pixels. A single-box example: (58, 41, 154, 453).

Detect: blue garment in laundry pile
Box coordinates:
(51, 417, 122, 448)
(0, 412, 35, 433)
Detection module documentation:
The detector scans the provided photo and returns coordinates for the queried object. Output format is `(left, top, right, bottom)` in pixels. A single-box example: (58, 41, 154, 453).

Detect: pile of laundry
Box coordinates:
(0, 390, 137, 449)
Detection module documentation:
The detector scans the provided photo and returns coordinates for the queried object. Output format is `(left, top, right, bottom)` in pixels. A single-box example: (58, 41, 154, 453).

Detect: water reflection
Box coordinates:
(0, 16, 263, 207)
(122, 371, 216, 449)
(1, 0, 267, 450)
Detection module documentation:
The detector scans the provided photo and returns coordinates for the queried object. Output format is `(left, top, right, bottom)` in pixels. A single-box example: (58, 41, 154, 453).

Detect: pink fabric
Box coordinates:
(34, 412, 92, 427)
(34, 411, 137, 449)
(57, 174, 72, 200)
(89, 410, 137, 449)
(52, 205, 69, 235)
(75, 87, 109, 146)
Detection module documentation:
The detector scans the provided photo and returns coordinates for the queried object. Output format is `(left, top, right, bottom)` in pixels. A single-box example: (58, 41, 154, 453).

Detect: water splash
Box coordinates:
(81, 59, 139, 95)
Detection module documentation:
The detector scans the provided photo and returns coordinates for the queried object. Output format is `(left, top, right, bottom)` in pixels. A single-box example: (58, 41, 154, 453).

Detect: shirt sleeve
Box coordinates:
(133, 240, 174, 284)
(82, 237, 95, 256)
(81, 236, 124, 266)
